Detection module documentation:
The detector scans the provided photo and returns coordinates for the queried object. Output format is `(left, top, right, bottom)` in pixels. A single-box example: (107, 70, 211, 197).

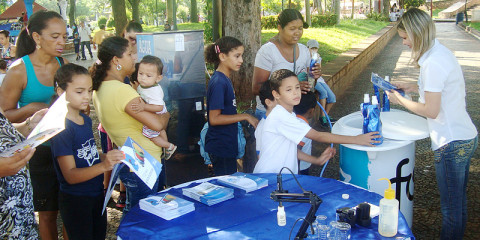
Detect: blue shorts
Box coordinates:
(314, 82, 336, 104)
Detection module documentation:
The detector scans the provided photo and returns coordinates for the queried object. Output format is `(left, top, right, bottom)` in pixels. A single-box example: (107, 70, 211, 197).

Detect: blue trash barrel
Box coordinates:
(456, 12, 464, 24)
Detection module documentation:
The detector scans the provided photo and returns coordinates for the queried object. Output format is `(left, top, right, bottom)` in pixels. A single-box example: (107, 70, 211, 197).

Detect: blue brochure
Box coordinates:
(371, 73, 405, 96)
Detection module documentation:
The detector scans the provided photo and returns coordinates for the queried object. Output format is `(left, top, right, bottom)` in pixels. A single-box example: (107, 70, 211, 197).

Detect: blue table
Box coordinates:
(117, 174, 414, 239)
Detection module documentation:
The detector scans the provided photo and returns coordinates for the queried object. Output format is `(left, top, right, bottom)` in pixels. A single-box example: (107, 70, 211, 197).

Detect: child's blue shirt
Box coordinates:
(205, 71, 238, 158)
(51, 113, 103, 197)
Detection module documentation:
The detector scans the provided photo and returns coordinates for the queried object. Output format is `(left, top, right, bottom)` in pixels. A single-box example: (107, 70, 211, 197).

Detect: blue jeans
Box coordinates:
(118, 165, 160, 217)
(314, 82, 336, 103)
(434, 136, 478, 240)
(208, 154, 237, 176)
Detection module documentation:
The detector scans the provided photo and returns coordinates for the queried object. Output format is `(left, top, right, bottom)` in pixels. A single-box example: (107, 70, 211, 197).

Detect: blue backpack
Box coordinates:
(198, 122, 246, 164)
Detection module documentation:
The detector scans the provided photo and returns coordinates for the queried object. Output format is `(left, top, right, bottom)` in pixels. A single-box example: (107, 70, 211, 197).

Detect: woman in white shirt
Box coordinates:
(388, 8, 477, 240)
(252, 9, 321, 119)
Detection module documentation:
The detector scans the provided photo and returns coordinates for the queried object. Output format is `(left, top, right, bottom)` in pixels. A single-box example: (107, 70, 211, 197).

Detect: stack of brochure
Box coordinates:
(182, 182, 234, 206)
(217, 172, 269, 193)
(140, 194, 195, 220)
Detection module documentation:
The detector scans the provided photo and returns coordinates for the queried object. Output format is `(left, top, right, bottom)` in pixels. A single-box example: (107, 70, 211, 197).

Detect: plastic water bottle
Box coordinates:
(378, 178, 399, 237)
(309, 52, 321, 77)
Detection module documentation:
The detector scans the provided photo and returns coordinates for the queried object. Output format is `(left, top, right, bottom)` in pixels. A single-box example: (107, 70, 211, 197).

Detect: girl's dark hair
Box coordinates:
(54, 63, 89, 91)
(130, 62, 140, 85)
(16, 10, 63, 58)
(140, 55, 164, 75)
(124, 21, 143, 34)
(51, 63, 89, 104)
(278, 9, 308, 29)
(90, 36, 129, 90)
(0, 59, 7, 70)
(204, 36, 243, 68)
(0, 30, 10, 38)
(269, 69, 297, 93)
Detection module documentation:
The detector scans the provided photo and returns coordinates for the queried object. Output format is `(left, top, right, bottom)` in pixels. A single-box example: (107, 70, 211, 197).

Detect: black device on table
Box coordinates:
(270, 169, 322, 240)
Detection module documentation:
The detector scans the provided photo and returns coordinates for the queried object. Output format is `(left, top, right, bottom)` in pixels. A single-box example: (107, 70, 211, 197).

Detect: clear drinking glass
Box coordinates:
(315, 215, 329, 240)
(327, 221, 351, 240)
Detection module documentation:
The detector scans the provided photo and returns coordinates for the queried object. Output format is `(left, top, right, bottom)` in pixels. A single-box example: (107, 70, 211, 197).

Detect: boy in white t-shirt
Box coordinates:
(253, 69, 379, 174)
(255, 81, 277, 159)
(293, 92, 317, 175)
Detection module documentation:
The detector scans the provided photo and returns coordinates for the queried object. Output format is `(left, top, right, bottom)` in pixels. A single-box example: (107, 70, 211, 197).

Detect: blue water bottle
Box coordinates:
(309, 52, 320, 77)
(382, 76, 390, 112)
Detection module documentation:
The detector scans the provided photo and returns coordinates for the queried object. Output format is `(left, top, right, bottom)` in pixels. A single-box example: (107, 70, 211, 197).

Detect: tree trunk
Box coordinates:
(166, 0, 173, 25)
(315, 0, 323, 14)
(128, 0, 141, 23)
(212, 0, 222, 41)
(112, 0, 128, 36)
(334, 0, 341, 23)
(305, 0, 311, 26)
(351, 0, 354, 18)
(223, 0, 261, 104)
(190, 0, 198, 23)
(68, 0, 75, 25)
(383, 0, 389, 17)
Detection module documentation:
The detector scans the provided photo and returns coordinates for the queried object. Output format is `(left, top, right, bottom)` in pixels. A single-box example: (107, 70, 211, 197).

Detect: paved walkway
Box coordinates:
(54, 22, 480, 239)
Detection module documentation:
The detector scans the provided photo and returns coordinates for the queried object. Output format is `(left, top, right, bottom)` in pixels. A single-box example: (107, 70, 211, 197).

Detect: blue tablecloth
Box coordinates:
(117, 174, 414, 239)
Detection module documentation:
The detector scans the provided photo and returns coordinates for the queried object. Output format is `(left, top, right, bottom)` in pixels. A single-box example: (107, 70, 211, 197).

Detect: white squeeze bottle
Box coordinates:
(378, 178, 398, 237)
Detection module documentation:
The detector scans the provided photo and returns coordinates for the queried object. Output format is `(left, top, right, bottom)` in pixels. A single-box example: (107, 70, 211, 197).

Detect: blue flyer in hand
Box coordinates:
(371, 73, 405, 96)
(121, 137, 163, 189)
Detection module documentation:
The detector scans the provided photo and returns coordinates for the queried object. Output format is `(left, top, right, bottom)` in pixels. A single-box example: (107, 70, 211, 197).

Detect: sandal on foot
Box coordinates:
(165, 144, 177, 160)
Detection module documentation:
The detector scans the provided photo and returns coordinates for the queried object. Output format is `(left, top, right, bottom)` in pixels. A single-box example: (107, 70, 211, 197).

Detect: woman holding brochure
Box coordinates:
(91, 36, 169, 215)
(0, 107, 47, 239)
(0, 10, 68, 239)
(388, 8, 477, 240)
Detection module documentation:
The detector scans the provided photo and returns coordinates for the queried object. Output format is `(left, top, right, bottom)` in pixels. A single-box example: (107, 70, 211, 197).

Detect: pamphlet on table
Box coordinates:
(140, 193, 195, 220)
(182, 182, 234, 206)
(217, 172, 268, 193)
(0, 93, 68, 157)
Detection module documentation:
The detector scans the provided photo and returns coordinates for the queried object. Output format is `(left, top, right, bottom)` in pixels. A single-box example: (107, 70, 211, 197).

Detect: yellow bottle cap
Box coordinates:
(378, 178, 395, 199)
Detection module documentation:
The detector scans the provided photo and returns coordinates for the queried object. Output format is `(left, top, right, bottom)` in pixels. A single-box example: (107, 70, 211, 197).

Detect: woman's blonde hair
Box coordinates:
(397, 8, 436, 66)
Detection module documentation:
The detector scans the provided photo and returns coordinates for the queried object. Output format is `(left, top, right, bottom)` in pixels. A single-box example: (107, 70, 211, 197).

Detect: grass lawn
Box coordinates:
(467, 22, 480, 32)
(134, 20, 388, 63)
(432, 8, 445, 19)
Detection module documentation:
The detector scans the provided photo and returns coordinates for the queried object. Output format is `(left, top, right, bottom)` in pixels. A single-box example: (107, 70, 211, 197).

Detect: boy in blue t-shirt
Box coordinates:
(293, 92, 317, 175)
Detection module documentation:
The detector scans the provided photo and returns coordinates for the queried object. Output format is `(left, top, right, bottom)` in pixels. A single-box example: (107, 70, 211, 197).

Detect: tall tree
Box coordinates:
(68, 0, 75, 25)
(351, 0, 354, 18)
(313, 0, 323, 14)
(212, 0, 222, 41)
(128, 0, 141, 22)
(305, 0, 311, 26)
(383, 0, 389, 16)
(112, 0, 128, 36)
(167, 0, 173, 24)
(190, 0, 198, 22)
(334, 0, 340, 23)
(222, 0, 261, 104)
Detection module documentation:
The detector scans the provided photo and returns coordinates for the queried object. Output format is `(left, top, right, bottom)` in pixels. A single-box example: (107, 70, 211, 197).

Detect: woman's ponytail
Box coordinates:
(15, 29, 36, 58)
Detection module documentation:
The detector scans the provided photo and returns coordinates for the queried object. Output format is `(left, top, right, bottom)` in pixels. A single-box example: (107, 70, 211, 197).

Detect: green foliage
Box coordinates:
(261, 15, 278, 29)
(203, 0, 213, 42)
(310, 14, 337, 27)
(366, 12, 389, 22)
(467, 22, 480, 32)
(107, 17, 115, 28)
(98, 16, 108, 27)
(404, 0, 425, 9)
(77, 15, 87, 23)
